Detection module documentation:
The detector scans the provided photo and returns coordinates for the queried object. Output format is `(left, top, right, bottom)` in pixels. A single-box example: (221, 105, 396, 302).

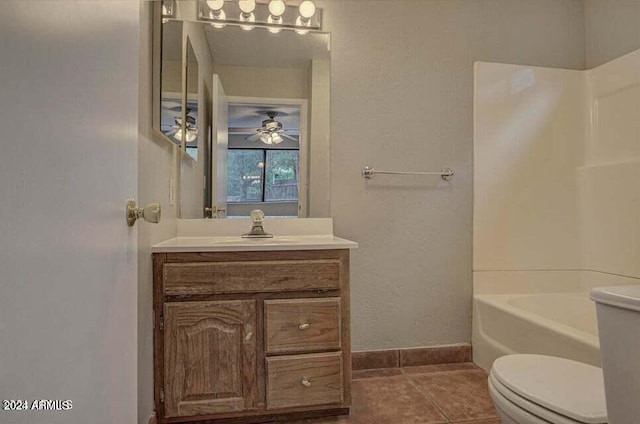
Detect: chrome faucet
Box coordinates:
(242, 210, 273, 238)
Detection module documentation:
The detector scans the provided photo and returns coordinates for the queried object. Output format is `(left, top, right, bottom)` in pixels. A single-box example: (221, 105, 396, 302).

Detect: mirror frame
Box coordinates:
(152, 2, 192, 160)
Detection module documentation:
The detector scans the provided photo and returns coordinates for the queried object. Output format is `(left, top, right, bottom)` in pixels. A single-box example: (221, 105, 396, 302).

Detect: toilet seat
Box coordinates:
(490, 373, 591, 424)
(490, 354, 607, 424)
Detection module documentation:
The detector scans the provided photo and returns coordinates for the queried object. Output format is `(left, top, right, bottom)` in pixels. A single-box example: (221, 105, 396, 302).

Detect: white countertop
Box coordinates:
(151, 235, 358, 253)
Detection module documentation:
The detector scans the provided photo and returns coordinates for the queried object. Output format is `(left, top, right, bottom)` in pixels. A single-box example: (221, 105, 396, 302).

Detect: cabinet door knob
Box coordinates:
(301, 378, 312, 387)
(298, 323, 310, 330)
(245, 331, 253, 341)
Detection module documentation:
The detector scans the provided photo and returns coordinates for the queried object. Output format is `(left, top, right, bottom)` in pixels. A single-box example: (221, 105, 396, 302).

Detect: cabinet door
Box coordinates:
(163, 300, 258, 418)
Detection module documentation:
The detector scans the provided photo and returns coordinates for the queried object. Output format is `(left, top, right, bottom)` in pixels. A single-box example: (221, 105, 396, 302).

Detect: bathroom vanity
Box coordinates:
(151, 233, 356, 423)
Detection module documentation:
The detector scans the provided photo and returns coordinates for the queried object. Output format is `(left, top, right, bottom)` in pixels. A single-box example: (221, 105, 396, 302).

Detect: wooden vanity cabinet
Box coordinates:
(153, 250, 351, 423)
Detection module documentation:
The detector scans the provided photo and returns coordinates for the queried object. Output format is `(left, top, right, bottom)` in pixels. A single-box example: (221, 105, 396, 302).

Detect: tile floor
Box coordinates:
(292, 363, 501, 424)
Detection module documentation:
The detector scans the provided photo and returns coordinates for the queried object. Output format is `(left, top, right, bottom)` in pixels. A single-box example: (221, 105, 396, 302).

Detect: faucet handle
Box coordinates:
(250, 209, 265, 222)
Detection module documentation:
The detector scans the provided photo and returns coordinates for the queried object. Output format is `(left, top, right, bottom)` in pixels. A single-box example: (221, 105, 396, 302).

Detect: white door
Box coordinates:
(211, 75, 229, 216)
(0, 2, 139, 423)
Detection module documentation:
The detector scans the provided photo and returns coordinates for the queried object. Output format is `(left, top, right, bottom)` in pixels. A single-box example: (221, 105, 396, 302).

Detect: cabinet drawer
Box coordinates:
(163, 260, 340, 295)
(265, 298, 341, 354)
(266, 352, 343, 409)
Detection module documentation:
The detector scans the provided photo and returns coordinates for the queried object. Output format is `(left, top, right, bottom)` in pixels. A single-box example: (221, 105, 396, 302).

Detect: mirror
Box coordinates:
(184, 39, 199, 160)
(156, 3, 331, 219)
(159, 20, 184, 146)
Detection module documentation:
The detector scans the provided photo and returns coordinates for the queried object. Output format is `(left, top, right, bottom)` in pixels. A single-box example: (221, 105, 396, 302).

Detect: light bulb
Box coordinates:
(206, 0, 225, 11)
(268, 0, 286, 17)
(238, 0, 256, 14)
(271, 133, 283, 144)
(298, 0, 316, 19)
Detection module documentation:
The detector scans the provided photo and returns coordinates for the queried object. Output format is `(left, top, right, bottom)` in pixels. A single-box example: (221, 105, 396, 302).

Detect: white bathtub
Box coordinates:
(472, 292, 600, 370)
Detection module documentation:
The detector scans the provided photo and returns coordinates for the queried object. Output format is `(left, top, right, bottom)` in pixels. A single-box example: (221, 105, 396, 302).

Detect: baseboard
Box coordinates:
(352, 344, 472, 370)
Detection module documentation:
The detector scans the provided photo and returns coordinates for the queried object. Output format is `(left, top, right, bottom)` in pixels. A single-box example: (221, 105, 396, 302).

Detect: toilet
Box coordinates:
(488, 284, 640, 424)
(591, 285, 640, 424)
(488, 354, 607, 424)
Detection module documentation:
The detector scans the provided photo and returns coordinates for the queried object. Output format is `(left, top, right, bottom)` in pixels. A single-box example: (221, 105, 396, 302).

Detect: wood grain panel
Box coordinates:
(266, 352, 343, 410)
(164, 300, 258, 417)
(163, 260, 340, 295)
(165, 250, 346, 263)
(265, 298, 341, 354)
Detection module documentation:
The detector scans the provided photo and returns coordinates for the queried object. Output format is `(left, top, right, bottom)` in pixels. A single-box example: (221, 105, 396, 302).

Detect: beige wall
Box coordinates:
(215, 64, 309, 99)
(322, 0, 585, 351)
(585, 0, 640, 68)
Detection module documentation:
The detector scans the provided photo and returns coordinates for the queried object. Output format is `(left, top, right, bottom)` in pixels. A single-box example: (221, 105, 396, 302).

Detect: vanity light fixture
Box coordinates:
(267, 0, 285, 33)
(295, 0, 315, 34)
(238, 0, 256, 31)
(206, 0, 227, 28)
(199, 0, 321, 34)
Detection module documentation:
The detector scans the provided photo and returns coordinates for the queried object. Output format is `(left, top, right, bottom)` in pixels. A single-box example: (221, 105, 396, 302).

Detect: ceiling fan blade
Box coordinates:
(229, 127, 261, 134)
(245, 133, 261, 142)
(281, 133, 298, 141)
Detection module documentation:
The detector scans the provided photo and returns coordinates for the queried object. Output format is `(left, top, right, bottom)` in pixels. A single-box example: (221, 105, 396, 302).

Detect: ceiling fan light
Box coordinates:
(268, 0, 286, 17)
(259, 134, 273, 145)
(271, 133, 283, 144)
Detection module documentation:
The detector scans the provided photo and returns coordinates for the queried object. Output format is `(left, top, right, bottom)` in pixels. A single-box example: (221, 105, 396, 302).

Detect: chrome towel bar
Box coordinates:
(362, 166, 454, 181)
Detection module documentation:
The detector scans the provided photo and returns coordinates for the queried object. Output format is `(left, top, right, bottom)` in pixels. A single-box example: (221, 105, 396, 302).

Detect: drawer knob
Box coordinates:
(301, 378, 312, 388)
(298, 323, 310, 330)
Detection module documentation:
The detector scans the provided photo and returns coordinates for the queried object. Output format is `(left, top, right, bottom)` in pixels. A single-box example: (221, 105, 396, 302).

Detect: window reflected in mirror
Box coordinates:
(226, 103, 302, 218)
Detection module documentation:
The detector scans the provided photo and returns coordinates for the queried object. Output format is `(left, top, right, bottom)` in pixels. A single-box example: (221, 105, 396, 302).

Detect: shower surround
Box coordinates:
(472, 50, 640, 370)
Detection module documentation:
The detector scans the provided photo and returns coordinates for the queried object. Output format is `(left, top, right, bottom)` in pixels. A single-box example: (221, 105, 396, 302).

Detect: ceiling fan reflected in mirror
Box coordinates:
(246, 111, 297, 145)
(169, 108, 198, 143)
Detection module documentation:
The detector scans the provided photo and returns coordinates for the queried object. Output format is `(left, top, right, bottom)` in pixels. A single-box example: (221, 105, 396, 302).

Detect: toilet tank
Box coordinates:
(591, 285, 640, 424)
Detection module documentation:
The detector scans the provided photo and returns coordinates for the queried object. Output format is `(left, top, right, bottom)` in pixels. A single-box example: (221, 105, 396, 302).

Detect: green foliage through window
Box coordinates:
(227, 149, 299, 203)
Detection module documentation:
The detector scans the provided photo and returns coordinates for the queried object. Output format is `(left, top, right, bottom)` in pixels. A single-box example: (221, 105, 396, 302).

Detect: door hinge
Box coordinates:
(159, 316, 164, 331)
(160, 388, 165, 403)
